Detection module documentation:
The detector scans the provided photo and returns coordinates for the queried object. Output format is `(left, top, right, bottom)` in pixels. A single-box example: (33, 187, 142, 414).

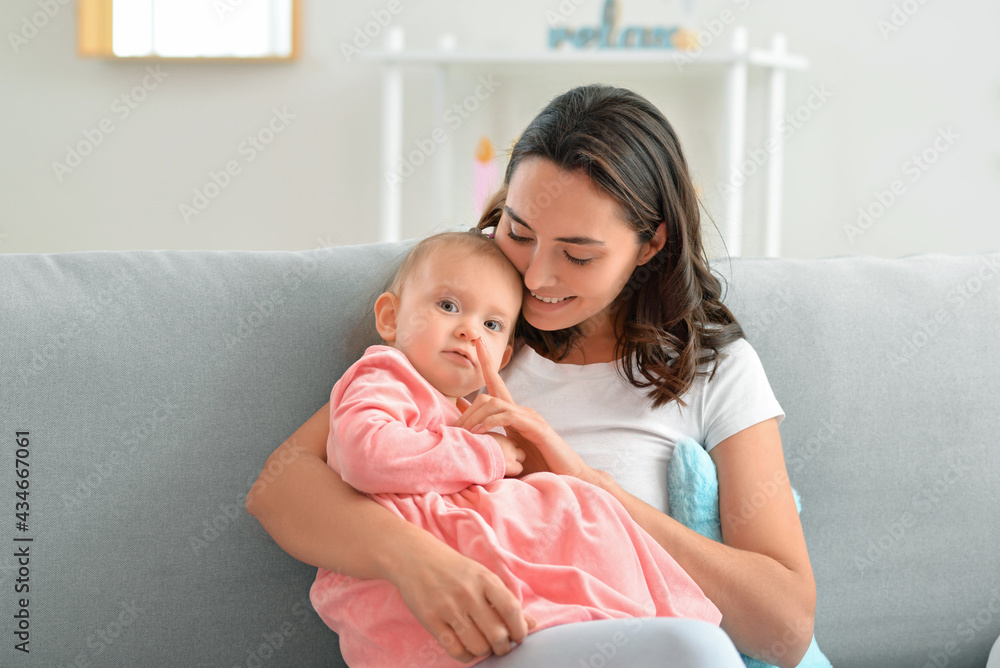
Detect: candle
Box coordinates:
(473, 136, 498, 215)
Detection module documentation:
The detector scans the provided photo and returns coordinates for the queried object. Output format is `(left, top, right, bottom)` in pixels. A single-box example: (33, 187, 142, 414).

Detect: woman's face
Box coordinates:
(496, 157, 663, 337)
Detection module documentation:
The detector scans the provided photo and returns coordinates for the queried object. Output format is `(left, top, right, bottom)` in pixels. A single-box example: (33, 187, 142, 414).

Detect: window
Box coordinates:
(79, 0, 299, 60)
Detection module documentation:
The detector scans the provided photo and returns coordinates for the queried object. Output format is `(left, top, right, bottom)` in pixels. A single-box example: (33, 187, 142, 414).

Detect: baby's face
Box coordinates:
(390, 247, 522, 401)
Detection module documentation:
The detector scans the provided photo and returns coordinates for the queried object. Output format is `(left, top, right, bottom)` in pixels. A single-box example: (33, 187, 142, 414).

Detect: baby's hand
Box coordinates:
(486, 432, 525, 477)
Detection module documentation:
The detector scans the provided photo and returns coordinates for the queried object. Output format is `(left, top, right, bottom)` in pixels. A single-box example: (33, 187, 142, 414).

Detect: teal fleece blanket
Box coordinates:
(666, 438, 832, 668)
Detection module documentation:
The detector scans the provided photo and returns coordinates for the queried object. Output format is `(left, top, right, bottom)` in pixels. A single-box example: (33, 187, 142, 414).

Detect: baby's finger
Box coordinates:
(474, 338, 514, 402)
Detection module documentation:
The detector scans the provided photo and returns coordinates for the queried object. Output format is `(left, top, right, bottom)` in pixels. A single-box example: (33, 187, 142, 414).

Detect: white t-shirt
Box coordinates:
(498, 337, 784, 514)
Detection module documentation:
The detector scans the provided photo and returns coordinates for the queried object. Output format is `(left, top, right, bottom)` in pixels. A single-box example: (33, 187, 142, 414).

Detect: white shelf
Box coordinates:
(364, 27, 808, 256)
(362, 48, 808, 70)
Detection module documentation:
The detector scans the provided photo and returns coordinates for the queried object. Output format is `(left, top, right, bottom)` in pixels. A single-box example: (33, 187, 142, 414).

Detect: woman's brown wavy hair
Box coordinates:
(477, 84, 744, 409)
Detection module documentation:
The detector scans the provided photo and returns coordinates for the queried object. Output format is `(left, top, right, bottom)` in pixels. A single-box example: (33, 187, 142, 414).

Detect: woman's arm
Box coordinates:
(592, 418, 815, 668)
(245, 401, 533, 661)
(460, 395, 813, 664)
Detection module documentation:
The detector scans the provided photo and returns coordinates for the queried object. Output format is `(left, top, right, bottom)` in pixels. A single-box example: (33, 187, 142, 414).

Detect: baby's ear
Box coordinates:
(373, 292, 399, 343)
(498, 344, 514, 371)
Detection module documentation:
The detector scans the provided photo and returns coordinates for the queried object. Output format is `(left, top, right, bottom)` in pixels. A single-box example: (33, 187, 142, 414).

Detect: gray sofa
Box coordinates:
(1, 243, 998, 668)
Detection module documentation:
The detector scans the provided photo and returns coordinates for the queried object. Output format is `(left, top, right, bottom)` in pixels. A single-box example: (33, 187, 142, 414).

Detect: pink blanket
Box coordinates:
(311, 346, 721, 667)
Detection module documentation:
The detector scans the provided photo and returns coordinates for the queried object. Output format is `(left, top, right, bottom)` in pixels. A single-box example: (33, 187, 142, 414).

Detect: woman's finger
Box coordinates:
(439, 586, 525, 659)
(423, 599, 506, 661)
(453, 388, 494, 430)
(453, 393, 493, 430)
(484, 584, 533, 647)
(427, 620, 477, 663)
(457, 395, 510, 433)
(444, 615, 493, 659)
(474, 337, 514, 402)
(468, 606, 517, 656)
(453, 406, 469, 429)
(467, 405, 538, 440)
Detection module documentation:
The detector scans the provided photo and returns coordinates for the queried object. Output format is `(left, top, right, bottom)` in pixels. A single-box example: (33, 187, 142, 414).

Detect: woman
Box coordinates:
(246, 84, 815, 668)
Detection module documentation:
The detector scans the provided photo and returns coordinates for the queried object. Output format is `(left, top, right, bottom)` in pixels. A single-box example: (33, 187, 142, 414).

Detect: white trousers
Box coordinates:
(478, 618, 745, 668)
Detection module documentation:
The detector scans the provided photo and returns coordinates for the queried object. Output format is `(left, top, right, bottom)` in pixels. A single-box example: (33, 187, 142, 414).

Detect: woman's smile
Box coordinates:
(528, 291, 574, 304)
(527, 290, 577, 315)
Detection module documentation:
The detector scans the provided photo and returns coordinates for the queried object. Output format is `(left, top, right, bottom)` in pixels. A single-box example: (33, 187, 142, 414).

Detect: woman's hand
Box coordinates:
(387, 537, 536, 661)
(455, 338, 606, 487)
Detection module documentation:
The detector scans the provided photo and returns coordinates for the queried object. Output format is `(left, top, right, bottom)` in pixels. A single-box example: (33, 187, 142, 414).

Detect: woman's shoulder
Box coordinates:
(699, 335, 772, 383)
(712, 335, 758, 364)
(696, 335, 784, 448)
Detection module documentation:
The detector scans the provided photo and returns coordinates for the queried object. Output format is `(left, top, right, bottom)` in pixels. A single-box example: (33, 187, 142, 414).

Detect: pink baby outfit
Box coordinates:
(310, 345, 721, 668)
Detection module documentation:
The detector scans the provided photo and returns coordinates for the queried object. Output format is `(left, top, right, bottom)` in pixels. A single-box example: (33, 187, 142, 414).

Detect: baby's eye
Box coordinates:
(485, 319, 503, 332)
(438, 300, 458, 313)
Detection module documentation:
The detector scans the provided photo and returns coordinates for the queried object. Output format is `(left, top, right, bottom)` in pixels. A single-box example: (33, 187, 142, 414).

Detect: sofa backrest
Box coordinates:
(0, 244, 409, 668)
(718, 253, 1000, 668)
(1, 246, 997, 668)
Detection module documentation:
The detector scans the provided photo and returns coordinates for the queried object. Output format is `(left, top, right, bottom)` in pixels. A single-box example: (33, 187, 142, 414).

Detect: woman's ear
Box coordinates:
(638, 222, 667, 266)
(373, 292, 399, 343)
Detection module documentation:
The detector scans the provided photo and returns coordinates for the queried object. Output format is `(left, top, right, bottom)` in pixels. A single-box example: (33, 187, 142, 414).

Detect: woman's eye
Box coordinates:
(438, 300, 458, 313)
(505, 220, 532, 243)
(485, 319, 503, 332)
(564, 251, 593, 266)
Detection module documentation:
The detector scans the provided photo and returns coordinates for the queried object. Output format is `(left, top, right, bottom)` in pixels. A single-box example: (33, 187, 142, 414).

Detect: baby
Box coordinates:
(310, 231, 720, 667)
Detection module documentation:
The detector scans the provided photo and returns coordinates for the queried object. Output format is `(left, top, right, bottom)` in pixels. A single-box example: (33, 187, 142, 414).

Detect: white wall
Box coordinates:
(1, 0, 997, 258)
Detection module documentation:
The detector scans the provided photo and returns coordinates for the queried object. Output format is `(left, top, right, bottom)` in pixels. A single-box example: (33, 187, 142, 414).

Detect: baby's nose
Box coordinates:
(455, 319, 478, 338)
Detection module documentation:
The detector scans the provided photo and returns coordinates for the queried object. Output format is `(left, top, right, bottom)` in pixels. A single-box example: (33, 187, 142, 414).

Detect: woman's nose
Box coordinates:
(522, 248, 558, 291)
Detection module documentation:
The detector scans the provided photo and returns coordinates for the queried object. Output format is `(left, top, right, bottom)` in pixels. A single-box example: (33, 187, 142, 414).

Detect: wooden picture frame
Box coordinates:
(78, 0, 300, 61)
